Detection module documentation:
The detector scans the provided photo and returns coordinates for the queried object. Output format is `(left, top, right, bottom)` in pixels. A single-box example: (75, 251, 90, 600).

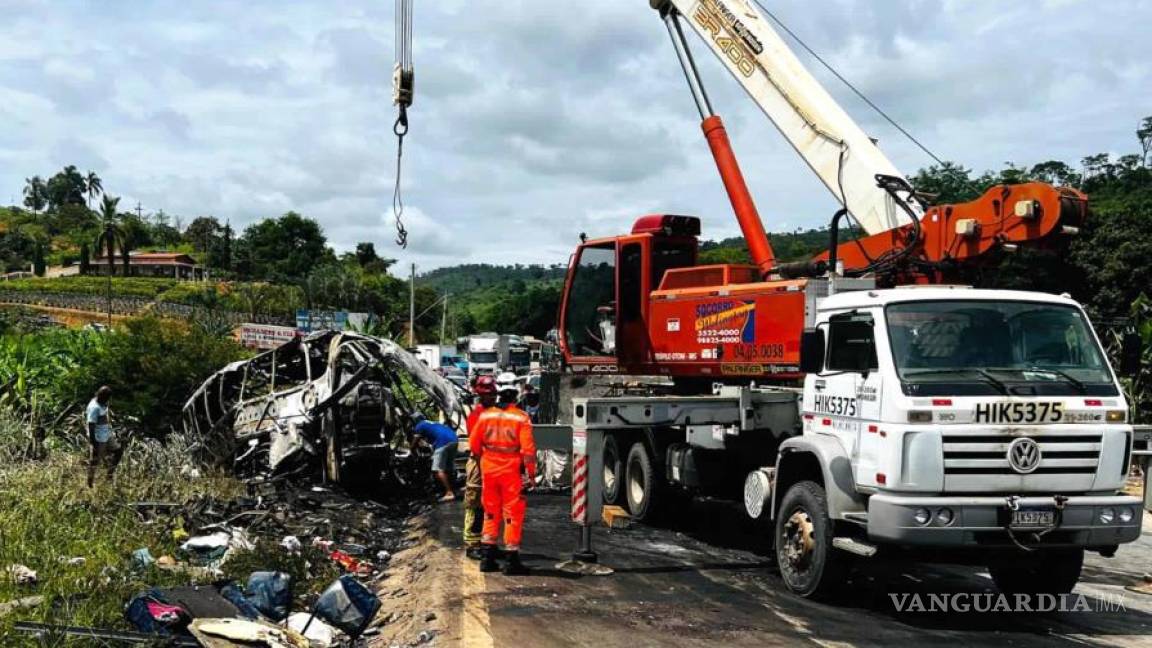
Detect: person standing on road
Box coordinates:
(470, 372, 536, 575)
(413, 414, 460, 502)
(86, 386, 123, 488)
(463, 375, 498, 560)
(518, 382, 540, 423)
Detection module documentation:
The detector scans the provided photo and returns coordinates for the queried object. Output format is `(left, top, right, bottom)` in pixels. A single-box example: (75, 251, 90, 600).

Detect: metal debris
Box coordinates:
(182, 331, 464, 484)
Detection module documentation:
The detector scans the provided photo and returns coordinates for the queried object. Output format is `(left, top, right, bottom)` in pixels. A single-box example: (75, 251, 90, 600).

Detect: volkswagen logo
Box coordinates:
(1007, 437, 1042, 474)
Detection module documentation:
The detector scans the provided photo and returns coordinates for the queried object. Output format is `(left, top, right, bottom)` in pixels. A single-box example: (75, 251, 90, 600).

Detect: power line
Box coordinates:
(751, 0, 946, 166)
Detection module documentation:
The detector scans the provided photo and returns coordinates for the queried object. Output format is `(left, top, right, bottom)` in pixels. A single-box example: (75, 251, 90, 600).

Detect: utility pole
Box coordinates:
(408, 262, 416, 347)
(135, 202, 143, 220)
(440, 292, 448, 344)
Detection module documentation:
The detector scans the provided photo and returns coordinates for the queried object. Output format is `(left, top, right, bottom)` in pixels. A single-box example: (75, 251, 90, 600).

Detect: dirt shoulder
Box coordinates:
(370, 505, 492, 647)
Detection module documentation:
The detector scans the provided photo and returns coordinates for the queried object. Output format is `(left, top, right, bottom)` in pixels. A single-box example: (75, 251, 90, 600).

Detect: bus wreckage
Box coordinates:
(182, 331, 464, 483)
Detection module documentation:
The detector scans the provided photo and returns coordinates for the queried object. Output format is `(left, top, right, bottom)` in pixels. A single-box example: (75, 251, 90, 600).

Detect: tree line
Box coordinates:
(4, 115, 1149, 341)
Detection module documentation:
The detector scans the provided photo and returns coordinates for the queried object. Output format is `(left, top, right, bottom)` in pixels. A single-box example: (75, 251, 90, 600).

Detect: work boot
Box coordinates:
(465, 545, 485, 561)
(502, 551, 529, 576)
(478, 545, 500, 573)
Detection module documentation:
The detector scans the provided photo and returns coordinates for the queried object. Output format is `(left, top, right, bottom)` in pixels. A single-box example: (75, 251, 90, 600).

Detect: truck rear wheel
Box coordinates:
(988, 549, 1084, 596)
(625, 441, 663, 521)
(775, 480, 847, 600)
(602, 433, 624, 506)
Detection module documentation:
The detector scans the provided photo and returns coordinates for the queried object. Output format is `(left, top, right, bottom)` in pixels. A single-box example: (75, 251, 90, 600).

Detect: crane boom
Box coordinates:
(657, 0, 922, 235)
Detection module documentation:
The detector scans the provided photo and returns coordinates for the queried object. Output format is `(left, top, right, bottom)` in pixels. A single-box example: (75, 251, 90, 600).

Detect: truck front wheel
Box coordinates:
(775, 480, 847, 600)
(988, 549, 1084, 596)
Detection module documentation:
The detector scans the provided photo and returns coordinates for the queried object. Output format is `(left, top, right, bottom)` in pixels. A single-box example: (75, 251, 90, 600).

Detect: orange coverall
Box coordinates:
(469, 404, 536, 551)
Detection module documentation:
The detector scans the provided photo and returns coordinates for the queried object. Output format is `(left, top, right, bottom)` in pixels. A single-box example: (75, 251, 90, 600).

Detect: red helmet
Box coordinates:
(472, 374, 497, 395)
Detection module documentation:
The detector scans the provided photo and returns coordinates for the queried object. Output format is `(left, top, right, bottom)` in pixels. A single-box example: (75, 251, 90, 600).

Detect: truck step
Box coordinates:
(832, 536, 878, 557)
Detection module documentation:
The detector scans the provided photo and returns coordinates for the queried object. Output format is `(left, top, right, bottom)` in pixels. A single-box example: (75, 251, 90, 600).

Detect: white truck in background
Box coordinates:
(414, 343, 444, 368)
(498, 334, 532, 374)
(467, 333, 500, 377)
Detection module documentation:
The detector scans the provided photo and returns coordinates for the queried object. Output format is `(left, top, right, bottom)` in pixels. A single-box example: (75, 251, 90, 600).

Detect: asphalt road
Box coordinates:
(429, 493, 1152, 647)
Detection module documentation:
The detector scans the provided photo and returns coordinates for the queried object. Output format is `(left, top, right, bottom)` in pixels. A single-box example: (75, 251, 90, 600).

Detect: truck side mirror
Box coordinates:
(800, 328, 825, 374)
(1120, 333, 1143, 376)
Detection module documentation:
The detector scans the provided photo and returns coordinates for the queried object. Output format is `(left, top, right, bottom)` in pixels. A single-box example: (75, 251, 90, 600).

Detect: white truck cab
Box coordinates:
(779, 286, 1141, 597)
(467, 333, 500, 377)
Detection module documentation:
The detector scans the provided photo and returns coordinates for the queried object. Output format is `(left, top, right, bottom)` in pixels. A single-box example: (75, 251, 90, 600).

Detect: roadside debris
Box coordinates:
(12, 621, 201, 645)
(0, 595, 44, 617)
(1127, 572, 1152, 595)
(131, 548, 156, 569)
(6, 564, 37, 585)
(287, 612, 338, 647)
(189, 617, 309, 647)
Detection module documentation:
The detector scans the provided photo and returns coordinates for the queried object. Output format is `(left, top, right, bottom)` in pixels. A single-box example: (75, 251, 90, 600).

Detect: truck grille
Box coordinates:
(942, 433, 1101, 475)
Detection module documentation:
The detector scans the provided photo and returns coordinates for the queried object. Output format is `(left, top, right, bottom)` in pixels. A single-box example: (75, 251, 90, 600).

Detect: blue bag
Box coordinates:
(312, 575, 381, 637)
(219, 582, 263, 620)
(124, 588, 189, 635)
(246, 571, 293, 621)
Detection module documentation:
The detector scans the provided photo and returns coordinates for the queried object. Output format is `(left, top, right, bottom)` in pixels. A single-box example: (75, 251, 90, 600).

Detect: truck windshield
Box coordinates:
(886, 300, 1116, 396)
(470, 352, 498, 364)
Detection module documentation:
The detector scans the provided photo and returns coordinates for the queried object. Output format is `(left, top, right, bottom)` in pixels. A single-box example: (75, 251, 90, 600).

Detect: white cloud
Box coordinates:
(0, 0, 1149, 271)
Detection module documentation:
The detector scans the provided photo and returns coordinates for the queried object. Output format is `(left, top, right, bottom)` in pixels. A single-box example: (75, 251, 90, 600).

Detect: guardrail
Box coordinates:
(0, 289, 292, 326)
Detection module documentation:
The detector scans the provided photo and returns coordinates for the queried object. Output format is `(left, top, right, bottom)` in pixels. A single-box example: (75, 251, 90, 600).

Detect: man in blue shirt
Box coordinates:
(413, 414, 460, 501)
(86, 385, 123, 488)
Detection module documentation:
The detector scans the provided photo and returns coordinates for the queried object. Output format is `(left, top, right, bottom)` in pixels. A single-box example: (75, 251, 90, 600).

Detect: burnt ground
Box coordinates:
(371, 493, 1152, 648)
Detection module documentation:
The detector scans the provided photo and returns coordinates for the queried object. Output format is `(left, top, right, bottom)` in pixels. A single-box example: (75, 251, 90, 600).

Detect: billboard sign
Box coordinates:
(295, 309, 373, 333)
(239, 323, 298, 350)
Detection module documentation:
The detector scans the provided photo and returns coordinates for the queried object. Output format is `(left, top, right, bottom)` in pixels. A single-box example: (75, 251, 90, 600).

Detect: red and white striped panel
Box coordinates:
(571, 453, 588, 523)
(571, 428, 588, 523)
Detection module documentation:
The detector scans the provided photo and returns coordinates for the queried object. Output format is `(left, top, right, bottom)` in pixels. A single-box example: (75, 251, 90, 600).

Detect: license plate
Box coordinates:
(973, 401, 1064, 424)
(1010, 508, 1056, 528)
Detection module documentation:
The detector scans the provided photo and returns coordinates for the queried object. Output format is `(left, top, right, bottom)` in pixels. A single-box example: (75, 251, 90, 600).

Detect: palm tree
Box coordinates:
(94, 195, 124, 326)
(84, 171, 103, 209)
(22, 177, 47, 213)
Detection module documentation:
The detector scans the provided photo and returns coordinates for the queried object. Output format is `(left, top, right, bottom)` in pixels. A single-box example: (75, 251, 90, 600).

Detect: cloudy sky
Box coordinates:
(1, 0, 1148, 270)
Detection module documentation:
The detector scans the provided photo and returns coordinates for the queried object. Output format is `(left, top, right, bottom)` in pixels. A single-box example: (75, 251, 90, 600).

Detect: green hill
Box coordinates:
(423, 230, 833, 339)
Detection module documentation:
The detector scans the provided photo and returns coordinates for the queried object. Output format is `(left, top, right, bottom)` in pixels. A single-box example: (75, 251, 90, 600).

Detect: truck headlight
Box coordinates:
(913, 508, 932, 525)
(1099, 507, 1115, 524)
(1118, 507, 1134, 523)
(936, 508, 954, 525)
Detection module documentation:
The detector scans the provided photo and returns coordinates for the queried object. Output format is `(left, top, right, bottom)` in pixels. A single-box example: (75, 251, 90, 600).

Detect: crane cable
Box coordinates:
(748, 2, 936, 275)
(392, 0, 415, 248)
(751, 0, 945, 167)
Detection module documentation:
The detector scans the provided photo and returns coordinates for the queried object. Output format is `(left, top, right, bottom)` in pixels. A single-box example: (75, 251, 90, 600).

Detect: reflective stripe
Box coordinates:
(483, 445, 520, 454)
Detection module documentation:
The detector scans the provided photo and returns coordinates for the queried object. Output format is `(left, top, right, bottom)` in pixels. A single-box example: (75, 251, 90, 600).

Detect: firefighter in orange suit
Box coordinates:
(469, 372, 536, 575)
(463, 375, 498, 560)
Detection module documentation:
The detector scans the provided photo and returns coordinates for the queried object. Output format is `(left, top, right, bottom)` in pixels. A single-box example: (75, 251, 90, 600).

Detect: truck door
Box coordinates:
(617, 241, 647, 366)
(819, 312, 879, 479)
(559, 242, 619, 370)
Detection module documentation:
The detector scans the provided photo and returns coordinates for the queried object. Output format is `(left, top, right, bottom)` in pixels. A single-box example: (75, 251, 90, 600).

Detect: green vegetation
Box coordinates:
(0, 315, 337, 641)
(0, 423, 340, 641)
(0, 314, 247, 434)
(698, 228, 831, 266)
(3, 116, 1151, 347)
(420, 264, 567, 340)
(0, 438, 244, 640)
